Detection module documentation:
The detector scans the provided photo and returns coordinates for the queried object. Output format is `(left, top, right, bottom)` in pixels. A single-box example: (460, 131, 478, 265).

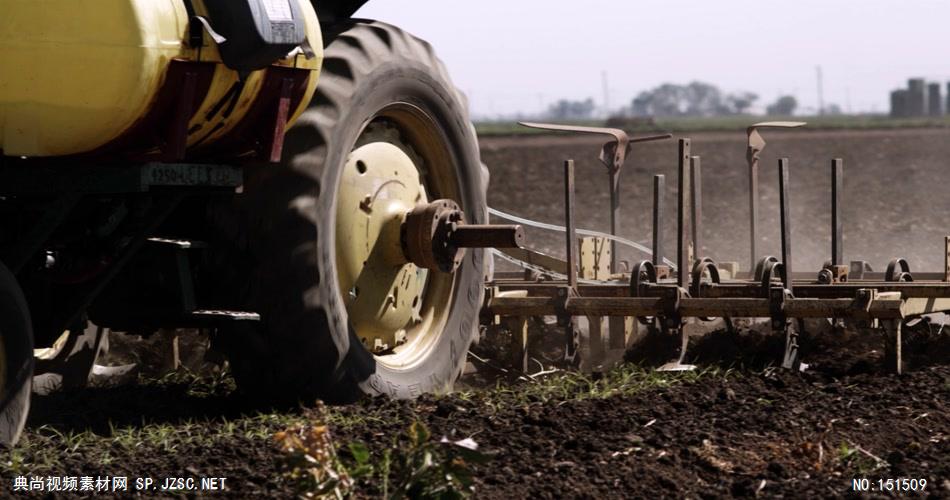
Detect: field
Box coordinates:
(475, 115, 950, 137)
(483, 127, 950, 272)
(4, 128, 950, 498)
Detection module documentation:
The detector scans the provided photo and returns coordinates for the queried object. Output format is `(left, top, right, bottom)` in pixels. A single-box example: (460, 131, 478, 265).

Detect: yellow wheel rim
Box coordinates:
(335, 104, 460, 371)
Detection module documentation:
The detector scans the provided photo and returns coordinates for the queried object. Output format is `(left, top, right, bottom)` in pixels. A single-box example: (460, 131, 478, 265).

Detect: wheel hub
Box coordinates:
(402, 199, 466, 273)
(336, 142, 428, 352)
(335, 137, 524, 355)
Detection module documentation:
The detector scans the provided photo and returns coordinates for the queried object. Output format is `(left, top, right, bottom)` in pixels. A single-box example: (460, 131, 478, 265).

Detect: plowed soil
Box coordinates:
(16, 325, 950, 499)
(6, 128, 950, 498)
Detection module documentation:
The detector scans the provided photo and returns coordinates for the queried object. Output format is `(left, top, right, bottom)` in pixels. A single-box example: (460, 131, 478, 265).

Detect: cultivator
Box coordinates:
(480, 122, 950, 375)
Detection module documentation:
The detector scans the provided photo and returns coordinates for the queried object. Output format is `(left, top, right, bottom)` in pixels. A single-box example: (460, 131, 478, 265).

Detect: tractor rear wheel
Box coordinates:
(0, 261, 33, 446)
(218, 20, 488, 402)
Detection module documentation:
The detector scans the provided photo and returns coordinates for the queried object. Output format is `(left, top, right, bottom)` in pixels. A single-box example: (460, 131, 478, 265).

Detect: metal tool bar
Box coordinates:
(564, 159, 578, 289)
(902, 296, 950, 316)
(832, 158, 844, 266)
(690, 156, 702, 261)
(490, 280, 950, 300)
(491, 282, 630, 297)
(677, 139, 690, 288)
(488, 296, 663, 317)
(487, 296, 908, 319)
(653, 174, 665, 266)
(732, 271, 950, 281)
(491, 272, 950, 284)
(450, 225, 525, 248)
(705, 282, 950, 299)
(778, 158, 793, 294)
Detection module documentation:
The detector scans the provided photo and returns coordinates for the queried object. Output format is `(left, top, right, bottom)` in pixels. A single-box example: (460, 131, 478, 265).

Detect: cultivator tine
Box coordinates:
(781, 326, 801, 371)
(564, 160, 578, 290)
(654, 140, 696, 372)
(777, 158, 802, 370)
(608, 168, 620, 273)
(677, 139, 690, 289)
(507, 315, 531, 374)
(945, 237, 950, 282)
(652, 175, 665, 268)
(778, 158, 793, 295)
(747, 130, 761, 271)
(832, 159, 844, 266)
(882, 319, 903, 375)
(690, 156, 703, 264)
(561, 159, 579, 364)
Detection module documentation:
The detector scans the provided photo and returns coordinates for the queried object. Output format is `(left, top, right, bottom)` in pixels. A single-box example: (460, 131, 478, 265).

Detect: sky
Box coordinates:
(356, 1, 950, 119)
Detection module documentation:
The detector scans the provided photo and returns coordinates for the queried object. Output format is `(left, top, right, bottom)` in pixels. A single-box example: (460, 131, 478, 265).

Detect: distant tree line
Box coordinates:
(545, 98, 596, 120)
(630, 81, 758, 117)
(765, 95, 798, 116)
(543, 82, 799, 120)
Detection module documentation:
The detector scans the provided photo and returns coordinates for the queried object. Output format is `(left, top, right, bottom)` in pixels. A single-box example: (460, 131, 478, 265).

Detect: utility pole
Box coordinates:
(816, 66, 825, 116)
(601, 70, 610, 118)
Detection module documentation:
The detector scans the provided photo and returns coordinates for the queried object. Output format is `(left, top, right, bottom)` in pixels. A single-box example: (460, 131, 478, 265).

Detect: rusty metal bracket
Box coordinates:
(818, 264, 850, 284)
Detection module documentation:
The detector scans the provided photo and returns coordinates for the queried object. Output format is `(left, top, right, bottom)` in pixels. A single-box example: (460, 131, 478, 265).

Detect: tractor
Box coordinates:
(0, 0, 506, 445)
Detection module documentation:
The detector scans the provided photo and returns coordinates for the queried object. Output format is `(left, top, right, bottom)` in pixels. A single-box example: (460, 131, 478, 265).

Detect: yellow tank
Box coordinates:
(0, 0, 322, 160)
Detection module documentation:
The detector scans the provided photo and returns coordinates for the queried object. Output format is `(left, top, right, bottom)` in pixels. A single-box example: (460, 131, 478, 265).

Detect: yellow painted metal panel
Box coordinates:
(0, 0, 321, 158)
(183, 1, 322, 151)
(0, 0, 188, 156)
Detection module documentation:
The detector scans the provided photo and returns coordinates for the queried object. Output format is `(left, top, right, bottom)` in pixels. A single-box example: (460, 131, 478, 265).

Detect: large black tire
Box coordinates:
(216, 20, 488, 402)
(0, 261, 33, 446)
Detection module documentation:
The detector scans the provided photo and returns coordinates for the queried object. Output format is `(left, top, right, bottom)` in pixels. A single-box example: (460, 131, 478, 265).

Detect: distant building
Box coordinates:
(890, 89, 908, 118)
(889, 78, 946, 117)
(907, 79, 926, 116)
(928, 82, 943, 116)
